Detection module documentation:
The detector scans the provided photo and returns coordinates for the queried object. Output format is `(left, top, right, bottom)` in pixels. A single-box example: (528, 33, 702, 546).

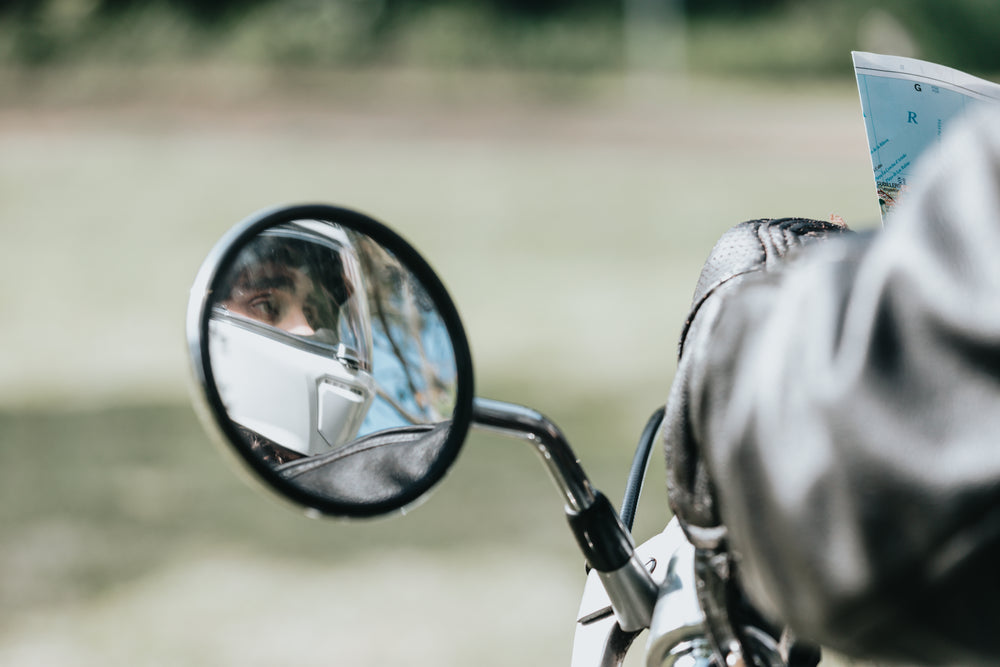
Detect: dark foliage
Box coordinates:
(3, 0, 1000, 75)
(91, 0, 273, 23)
(682, 0, 785, 16)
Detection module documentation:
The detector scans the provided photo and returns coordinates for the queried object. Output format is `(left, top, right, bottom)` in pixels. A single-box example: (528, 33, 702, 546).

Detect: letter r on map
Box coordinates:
(908, 111, 918, 124)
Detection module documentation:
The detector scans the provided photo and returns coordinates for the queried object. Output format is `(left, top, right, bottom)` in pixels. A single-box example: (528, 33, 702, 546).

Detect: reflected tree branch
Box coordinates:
(351, 232, 455, 423)
(374, 384, 424, 425)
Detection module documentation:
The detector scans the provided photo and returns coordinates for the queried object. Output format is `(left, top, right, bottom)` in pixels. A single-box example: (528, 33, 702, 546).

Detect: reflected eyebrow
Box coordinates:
(232, 274, 296, 294)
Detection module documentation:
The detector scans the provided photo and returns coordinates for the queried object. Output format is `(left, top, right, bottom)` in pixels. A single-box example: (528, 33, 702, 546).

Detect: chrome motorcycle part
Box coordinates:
(471, 398, 597, 513)
(643, 522, 710, 667)
(597, 555, 659, 632)
(187, 203, 474, 518)
(472, 398, 658, 634)
(572, 520, 697, 667)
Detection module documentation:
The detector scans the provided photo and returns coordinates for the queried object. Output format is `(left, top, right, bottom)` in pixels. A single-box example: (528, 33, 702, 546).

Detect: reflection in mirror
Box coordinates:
(350, 231, 458, 430)
(202, 215, 461, 513)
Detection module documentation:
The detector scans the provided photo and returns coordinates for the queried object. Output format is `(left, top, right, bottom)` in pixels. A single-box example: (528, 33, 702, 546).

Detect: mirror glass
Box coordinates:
(191, 207, 471, 517)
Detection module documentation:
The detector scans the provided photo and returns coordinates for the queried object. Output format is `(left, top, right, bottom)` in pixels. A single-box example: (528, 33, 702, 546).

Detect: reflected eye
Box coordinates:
(247, 292, 283, 323)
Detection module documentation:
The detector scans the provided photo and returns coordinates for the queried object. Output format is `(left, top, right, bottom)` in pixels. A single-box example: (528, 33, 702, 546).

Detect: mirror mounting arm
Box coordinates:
(471, 397, 597, 512)
(471, 397, 657, 631)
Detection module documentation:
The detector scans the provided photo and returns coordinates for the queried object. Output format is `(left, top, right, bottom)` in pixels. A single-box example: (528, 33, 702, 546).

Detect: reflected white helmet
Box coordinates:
(208, 221, 376, 457)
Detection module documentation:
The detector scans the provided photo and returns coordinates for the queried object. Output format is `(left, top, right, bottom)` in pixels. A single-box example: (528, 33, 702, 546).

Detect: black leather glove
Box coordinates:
(660, 109, 1000, 667)
(667, 217, 851, 546)
(664, 217, 851, 667)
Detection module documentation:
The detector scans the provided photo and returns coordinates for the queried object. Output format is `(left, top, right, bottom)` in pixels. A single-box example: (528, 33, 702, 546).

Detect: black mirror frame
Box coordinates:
(187, 203, 474, 518)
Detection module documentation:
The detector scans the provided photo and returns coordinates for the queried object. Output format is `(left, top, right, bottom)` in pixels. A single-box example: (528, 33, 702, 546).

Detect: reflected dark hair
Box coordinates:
(236, 425, 306, 466)
(219, 234, 351, 307)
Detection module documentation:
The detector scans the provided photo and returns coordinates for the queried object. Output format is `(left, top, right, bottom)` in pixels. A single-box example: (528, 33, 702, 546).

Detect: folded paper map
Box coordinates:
(853, 51, 1000, 222)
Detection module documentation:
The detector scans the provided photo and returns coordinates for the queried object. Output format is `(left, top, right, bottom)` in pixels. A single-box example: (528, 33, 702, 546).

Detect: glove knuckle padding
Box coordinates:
(667, 218, 851, 543)
(681, 219, 849, 358)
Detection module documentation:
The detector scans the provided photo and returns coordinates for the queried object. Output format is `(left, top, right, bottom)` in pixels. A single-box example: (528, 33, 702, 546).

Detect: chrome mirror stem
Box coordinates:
(471, 397, 657, 632)
(472, 397, 596, 512)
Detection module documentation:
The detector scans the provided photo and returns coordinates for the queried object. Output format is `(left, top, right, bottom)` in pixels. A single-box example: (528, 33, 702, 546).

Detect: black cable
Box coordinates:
(619, 405, 665, 531)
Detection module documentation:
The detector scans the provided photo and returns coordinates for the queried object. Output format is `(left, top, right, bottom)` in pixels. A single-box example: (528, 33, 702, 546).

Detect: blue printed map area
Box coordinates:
(858, 73, 982, 189)
(853, 52, 1000, 220)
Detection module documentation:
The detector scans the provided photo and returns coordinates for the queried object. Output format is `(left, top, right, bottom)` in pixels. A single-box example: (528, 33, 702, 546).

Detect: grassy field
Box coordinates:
(0, 65, 878, 665)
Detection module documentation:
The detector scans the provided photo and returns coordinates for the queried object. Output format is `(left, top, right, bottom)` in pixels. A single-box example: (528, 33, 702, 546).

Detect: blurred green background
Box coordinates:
(1, 1, 995, 665)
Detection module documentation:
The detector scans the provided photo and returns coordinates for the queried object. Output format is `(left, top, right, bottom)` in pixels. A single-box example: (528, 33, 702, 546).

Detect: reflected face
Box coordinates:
(221, 262, 332, 337)
(189, 206, 473, 517)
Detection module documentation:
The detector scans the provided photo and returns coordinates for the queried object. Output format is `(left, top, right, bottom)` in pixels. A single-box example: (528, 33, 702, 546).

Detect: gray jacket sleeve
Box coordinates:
(666, 110, 1000, 665)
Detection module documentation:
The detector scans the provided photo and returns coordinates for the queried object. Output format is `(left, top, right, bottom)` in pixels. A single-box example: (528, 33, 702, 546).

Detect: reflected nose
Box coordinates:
(280, 307, 315, 336)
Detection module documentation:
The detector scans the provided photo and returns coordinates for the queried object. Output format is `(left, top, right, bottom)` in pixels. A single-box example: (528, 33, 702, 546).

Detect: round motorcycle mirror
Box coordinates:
(187, 204, 474, 518)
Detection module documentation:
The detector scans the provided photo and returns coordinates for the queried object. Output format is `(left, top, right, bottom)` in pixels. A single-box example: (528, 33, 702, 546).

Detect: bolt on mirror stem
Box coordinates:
(471, 397, 658, 632)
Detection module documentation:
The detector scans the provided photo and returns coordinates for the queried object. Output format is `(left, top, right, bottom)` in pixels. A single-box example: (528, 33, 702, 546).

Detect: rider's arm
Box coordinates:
(666, 110, 1000, 665)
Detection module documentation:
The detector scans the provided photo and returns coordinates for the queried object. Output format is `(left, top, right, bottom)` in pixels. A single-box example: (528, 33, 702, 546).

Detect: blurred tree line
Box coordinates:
(0, 0, 784, 23)
(2, 0, 999, 75)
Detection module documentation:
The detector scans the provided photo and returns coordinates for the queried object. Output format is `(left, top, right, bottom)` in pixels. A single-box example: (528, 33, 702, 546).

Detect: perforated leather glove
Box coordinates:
(662, 217, 850, 667)
(666, 217, 850, 547)
(662, 110, 1000, 666)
